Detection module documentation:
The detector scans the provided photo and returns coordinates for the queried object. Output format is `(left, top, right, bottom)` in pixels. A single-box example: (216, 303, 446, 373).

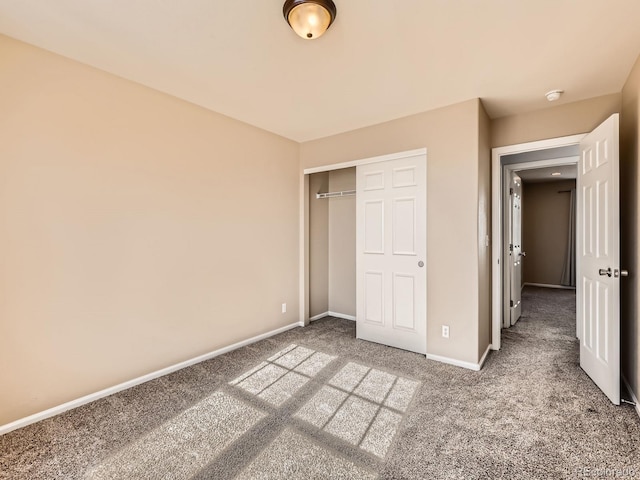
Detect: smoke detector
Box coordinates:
(545, 89, 564, 102)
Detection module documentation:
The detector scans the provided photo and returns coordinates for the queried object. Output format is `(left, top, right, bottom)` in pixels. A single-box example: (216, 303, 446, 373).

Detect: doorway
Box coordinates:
(506, 163, 578, 345)
(494, 143, 581, 336)
(505, 157, 579, 328)
(307, 167, 357, 323)
(491, 115, 622, 405)
(517, 166, 577, 292)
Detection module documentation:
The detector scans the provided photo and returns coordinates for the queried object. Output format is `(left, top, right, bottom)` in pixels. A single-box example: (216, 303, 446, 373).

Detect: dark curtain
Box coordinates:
(560, 188, 576, 287)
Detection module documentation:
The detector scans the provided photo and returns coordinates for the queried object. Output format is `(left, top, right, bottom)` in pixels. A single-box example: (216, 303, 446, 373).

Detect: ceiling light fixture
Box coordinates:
(551, 172, 562, 176)
(283, 0, 337, 40)
(545, 89, 564, 102)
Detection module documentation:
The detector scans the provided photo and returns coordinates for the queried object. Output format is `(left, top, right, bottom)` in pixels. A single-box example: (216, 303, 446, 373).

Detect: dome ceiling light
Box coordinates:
(545, 89, 564, 102)
(283, 0, 337, 40)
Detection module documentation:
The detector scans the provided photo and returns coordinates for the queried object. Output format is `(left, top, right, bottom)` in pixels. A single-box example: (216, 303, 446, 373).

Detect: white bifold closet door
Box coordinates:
(356, 153, 427, 355)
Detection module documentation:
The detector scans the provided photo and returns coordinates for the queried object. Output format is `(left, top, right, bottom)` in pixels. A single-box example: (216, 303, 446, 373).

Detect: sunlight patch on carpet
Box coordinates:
(235, 429, 376, 480)
(295, 362, 419, 458)
(86, 391, 265, 480)
(230, 344, 337, 406)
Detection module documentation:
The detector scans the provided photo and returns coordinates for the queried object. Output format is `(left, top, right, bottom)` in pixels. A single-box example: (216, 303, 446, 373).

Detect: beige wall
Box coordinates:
(328, 168, 356, 317)
(492, 94, 621, 148)
(309, 172, 329, 317)
(522, 180, 576, 286)
(301, 99, 484, 364)
(620, 53, 640, 403)
(0, 36, 300, 425)
(477, 102, 492, 358)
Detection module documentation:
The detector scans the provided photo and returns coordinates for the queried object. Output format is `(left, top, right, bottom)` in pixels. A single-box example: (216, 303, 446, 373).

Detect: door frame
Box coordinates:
(300, 148, 427, 328)
(491, 135, 585, 350)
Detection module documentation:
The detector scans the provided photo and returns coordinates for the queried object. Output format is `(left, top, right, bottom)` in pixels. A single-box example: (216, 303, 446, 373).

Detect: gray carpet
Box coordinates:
(1, 286, 639, 479)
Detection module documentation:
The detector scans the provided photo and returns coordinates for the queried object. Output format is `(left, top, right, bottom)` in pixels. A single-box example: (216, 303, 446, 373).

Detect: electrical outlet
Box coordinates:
(442, 325, 450, 338)
(282, 303, 287, 314)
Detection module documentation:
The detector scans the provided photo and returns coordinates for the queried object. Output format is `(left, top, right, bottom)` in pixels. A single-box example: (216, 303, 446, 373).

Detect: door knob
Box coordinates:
(418, 261, 424, 268)
(614, 269, 629, 278)
(521, 252, 526, 257)
(599, 268, 612, 277)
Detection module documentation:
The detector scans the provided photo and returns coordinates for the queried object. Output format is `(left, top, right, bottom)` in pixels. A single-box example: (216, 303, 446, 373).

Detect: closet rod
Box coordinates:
(316, 190, 356, 199)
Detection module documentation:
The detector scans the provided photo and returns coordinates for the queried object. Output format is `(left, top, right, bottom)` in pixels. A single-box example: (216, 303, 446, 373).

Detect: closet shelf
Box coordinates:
(316, 190, 356, 199)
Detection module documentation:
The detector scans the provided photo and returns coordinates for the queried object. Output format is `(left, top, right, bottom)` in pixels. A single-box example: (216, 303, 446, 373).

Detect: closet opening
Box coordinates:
(301, 148, 428, 354)
(308, 168, 357, 323)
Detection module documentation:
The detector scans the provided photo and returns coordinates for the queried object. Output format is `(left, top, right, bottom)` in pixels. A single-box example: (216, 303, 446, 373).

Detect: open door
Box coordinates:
(577, 113, 621, 405)
(509, 173, 523, 325)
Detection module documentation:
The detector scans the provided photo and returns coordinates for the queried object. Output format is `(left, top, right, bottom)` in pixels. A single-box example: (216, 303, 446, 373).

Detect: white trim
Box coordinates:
(300, 173, 310, 326)
(309, 311, 329, 321)
(0, 321, 302, 436)
(622, 375, 640, 419)
(492, 134, 586, 157)
(427, 348, 490, 372)
(523, 282, 576, 290)
(328, 311, 356, 321)
(491, 134, 586, 350)
(303, 148, 427, 175)
(309, 311, 356, 322)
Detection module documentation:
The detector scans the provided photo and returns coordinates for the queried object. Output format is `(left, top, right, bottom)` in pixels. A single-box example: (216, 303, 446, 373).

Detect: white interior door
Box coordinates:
(356, 154, 427, 354)
(509, 173, 523, 325)
(577, 113, 620, 405)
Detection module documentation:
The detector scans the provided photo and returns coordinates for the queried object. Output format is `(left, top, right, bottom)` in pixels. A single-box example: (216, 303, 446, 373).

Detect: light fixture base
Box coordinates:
(545, 89, 564, 102)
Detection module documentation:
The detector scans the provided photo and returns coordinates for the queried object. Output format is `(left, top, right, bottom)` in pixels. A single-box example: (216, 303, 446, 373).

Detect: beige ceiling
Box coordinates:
(1, 1, 640, 142)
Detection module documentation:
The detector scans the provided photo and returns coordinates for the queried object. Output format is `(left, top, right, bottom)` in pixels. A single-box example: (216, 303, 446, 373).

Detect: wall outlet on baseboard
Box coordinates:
(282, 303, 287, 314)
(442, 325, 450, 338)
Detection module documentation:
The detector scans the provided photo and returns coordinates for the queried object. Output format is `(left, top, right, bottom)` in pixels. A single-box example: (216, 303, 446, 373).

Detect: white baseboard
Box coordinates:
(622, 374, 640, 419)
(427, 347, 490, 372)
(523, 282, 576, 290)
(309, 311, 329, 322)
(0, 321, 302, 436)
(328, 311, 356, 321)
(310, 311, 356, 322)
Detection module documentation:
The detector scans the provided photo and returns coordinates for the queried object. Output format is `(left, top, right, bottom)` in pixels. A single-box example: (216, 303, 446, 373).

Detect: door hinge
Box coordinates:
(510, 300, 514, 307)
(510, 188, 514, 195)
(509, 243, 513, 252)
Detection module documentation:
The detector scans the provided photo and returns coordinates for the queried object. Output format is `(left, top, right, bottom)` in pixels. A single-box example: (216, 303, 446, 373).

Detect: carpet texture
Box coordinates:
(1, 286, 639, 479)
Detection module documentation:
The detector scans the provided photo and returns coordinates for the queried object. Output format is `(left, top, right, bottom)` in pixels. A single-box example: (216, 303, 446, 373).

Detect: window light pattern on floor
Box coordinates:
(236, 428, 377, 480)
(229, 344, 337, 406)
(87, 392, 265, 479)
(295, 362, 420, 458)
